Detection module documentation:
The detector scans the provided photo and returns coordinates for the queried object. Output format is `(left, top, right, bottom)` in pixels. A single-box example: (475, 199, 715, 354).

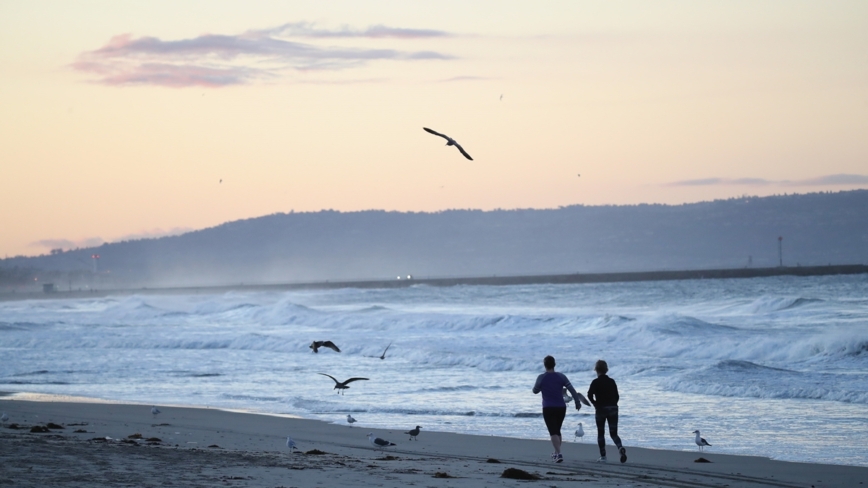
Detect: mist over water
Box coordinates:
(2, 274, 867, 466)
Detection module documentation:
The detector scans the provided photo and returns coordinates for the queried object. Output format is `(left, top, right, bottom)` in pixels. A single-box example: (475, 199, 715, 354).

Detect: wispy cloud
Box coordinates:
(665, 174, 868, 187)
(116, 227, 193, 241)
(30, 238, 104, 251)
(438, 76, 490, 82)
(30, 227, 192, 252)
(258, 22, 450, 39)
(791, 174, 868, 186)
(73, 23, 453, 87)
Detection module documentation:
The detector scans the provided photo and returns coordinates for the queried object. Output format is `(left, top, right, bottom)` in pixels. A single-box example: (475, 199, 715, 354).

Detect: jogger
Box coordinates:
(587, 360, 627, 463)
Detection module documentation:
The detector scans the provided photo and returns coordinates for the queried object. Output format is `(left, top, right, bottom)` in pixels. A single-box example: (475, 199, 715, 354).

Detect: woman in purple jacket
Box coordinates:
(533, 355, 589, 463)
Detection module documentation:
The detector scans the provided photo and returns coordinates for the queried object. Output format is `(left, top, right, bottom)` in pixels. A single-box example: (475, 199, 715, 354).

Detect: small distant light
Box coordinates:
(407, 275, 412, 280)
(396, 276, 401, 280)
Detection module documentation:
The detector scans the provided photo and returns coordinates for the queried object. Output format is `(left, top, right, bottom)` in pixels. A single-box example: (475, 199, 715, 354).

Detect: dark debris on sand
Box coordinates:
(501, 467, 542, 480)
(695, 457, 712, 463)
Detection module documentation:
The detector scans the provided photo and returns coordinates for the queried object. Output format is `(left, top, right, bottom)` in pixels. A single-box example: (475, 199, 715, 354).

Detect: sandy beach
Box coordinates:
(2, 393, 865, 487)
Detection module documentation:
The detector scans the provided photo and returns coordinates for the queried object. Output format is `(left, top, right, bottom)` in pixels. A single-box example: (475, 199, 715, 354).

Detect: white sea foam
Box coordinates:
(1, 274, 867, 465)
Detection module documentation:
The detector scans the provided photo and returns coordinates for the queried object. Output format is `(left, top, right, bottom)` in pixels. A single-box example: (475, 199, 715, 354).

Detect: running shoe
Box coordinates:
(619, 447, 627, 463)
(556, 453, 563, 463)
(597, 456, 607, 463)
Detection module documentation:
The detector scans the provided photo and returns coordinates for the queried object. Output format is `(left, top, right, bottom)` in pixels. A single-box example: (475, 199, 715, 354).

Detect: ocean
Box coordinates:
(2, 274, 867, 466)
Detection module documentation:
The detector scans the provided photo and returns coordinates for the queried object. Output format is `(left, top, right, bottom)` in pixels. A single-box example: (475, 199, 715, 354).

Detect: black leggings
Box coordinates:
(542, 407, 566, 436)
(595, 406, 623, 456)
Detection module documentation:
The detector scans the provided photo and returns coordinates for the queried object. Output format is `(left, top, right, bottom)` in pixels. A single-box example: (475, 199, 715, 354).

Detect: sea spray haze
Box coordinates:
(1, 274, 867, 466)
(5, 190, 868, 288)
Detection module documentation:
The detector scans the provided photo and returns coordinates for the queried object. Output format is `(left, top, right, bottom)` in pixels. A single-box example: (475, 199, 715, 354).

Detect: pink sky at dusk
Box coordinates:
(1, 1, 867, 257)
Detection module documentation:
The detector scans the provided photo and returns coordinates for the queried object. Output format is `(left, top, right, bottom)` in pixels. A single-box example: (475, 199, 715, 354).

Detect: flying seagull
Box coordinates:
(367, 432, 396, 449)
(151, 406, 161, 418)
(379, 342, 392, 360)
(423, 127, 473, 160)
(318, 373, 369, 394)
(693, 430, 711, 451)
(404, 425, 422, 441)
(310, 341, 341, 353)
(574, 423, 584, 442)
(347, 414, 357, 427)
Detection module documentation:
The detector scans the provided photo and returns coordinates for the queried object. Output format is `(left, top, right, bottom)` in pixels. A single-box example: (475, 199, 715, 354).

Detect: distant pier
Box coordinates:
(270, 264, 868, 290)
(3, 264, 866, 301)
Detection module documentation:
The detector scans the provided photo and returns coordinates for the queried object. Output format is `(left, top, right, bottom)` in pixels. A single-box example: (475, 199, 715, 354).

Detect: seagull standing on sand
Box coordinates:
(151, 406, 161, 418)
(310, 341, 341, 353)
(574, 423, 584, 442)
(404, 426, 422, 441)
(379, 342, 392, 360)
(423, 128, 473, 160)
(286, 436, 299, 463)
(693, 430, 711, 451)
(1, 412, 9, 424)
(347, 414, 357, 427)
(318, 373, 369, 395)
(367, 432, 396, 449)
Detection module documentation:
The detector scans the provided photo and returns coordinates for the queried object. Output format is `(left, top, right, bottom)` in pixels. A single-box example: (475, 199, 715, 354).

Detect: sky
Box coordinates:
(1, 1, 867, 257)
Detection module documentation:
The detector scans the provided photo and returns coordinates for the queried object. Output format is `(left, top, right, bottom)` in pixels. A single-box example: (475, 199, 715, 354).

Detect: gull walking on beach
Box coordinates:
(347, 414, 357, 427)
(310, 341, 341, 353)
(286, 436, 299, 464)
(404, 426, 422, 441)
(151, 406, 161, 419)
(423, 127, 473, 160)
(574, 423, 584, 442)
(318, 373, 369, 395)
(286, 436, 298, 452)
(367, 433, 396, 450)
(1, 412, 8, 424)
(693, 430, 711, 451)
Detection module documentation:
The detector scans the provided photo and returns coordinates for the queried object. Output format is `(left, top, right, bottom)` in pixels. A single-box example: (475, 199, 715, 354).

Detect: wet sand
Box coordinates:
(1, 394, 865, 487)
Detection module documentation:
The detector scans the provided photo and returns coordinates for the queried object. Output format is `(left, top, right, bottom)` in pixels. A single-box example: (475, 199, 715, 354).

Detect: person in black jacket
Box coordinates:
(587, 359, 626, 463)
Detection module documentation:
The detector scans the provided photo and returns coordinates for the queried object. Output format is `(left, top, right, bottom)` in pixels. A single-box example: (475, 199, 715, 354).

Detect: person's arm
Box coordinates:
(587, 379, 598, 407)
(559, 374, 583, 410)
(613, 379, 620, 404)
(532, 374, 544, 394)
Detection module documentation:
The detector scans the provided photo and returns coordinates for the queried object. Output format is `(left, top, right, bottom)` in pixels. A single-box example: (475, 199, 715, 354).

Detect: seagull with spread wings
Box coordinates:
(379, 342, 392, 360)
(310, 341, 341, 353)
(318, 373, 369, 395)
(423, 127, 473, 160)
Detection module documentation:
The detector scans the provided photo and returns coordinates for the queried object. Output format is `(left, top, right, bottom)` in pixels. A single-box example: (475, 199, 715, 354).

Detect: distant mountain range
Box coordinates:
(3, 190, 867, 289)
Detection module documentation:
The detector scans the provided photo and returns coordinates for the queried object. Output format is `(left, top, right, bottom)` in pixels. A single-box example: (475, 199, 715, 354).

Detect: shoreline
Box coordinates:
(3, 393, 867, 487)
(3, 263, 867, 302)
